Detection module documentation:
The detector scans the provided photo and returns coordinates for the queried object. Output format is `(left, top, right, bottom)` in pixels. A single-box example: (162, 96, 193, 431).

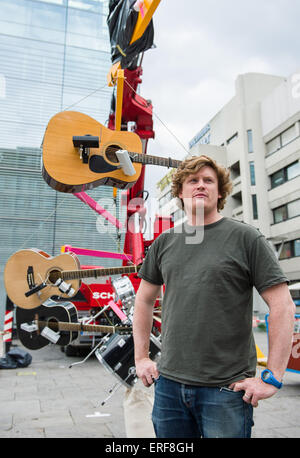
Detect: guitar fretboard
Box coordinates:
(130, 153, 181, 169)
(38, 320, 131, 334)
(62, 265, 139, 281)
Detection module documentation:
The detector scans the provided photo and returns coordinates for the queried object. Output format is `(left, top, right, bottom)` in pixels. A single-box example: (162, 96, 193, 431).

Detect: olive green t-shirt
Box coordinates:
(138, 217, 288, 386)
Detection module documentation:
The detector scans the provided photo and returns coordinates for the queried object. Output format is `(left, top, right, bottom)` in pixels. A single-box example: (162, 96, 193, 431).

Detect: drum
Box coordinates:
(95, 333, 161, 388)
(112, 276, 135, 311)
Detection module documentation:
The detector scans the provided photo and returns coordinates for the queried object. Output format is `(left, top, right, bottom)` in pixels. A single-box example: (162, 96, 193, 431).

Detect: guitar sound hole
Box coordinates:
(48, 269, 62, 284)
(105, 145, 121, 164)
(47, 318, 58, 332)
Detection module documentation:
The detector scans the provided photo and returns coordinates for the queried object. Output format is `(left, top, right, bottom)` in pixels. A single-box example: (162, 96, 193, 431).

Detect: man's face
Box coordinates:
(178, 166, 221, 217)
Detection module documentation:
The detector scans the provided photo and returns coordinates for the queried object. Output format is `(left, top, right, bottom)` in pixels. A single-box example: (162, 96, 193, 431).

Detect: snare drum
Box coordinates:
(95, 333, 161, 388)
(112, 276, 135, 311)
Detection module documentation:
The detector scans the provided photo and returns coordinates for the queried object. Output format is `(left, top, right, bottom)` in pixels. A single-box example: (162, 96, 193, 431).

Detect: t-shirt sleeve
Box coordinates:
(138, 237, 164, 286)
(250, 235, 289, 294)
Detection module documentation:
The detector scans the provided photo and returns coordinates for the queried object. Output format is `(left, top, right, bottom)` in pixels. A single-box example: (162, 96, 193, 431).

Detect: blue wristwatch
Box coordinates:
(261, 369, 282, 389)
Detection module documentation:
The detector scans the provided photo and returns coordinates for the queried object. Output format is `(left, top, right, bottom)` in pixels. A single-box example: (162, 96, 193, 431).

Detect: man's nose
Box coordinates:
(196, 180, 205, 188)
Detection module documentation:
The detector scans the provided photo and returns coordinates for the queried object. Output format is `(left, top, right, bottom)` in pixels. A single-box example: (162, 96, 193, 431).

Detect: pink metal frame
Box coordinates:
(74, 192, 123, 230)
(62, 244, 133, 262)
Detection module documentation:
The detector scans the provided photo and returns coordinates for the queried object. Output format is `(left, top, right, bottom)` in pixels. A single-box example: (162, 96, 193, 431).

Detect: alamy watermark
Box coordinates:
(95, 196, 205, 245)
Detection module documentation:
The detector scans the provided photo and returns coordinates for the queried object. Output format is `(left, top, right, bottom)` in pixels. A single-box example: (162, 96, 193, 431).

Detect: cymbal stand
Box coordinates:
(68, 336, 107, 369)
(68, 304, 111, 369)
(100, 368, 137, 406)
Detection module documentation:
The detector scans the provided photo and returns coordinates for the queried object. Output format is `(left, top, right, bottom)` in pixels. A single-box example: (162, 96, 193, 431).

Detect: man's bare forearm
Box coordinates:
(133, 297, 155, 362)
(267, 300, 295, 380)
(133, 279, 161, 363)
(261, 283, 296, 380)
(133, 280, 161, 386)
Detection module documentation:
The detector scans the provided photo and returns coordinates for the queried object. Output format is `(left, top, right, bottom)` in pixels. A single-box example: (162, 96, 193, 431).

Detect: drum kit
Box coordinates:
(69, 274, 161, 405)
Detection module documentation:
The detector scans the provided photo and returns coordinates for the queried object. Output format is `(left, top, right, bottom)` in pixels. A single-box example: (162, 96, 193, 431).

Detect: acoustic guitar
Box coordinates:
(16, 302, 132, 350)
(4, 248, 139, 310)
(42, 111, 182, 193)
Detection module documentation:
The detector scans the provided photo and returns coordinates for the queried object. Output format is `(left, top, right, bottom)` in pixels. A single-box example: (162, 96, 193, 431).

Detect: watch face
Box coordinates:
(262, 370, 271, 380)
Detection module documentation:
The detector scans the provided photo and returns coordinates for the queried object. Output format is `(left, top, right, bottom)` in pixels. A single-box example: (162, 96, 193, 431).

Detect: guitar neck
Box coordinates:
(62, 265, 139, 281)
(38, 320, 130, 334)
(130, 153, 181, 169)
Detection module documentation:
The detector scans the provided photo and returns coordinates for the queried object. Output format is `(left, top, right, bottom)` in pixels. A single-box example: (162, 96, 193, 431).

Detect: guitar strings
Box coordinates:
(123, 78, 191, 157)
(61, 83, 111, 113)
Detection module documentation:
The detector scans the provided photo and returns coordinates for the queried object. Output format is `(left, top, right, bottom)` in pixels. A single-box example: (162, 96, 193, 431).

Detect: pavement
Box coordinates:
(0, 329, 300, 439)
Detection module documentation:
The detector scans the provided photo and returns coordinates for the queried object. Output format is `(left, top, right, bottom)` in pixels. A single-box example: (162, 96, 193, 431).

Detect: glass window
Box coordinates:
(68, 0, 103, 13)
(36, 0, 64, 5)
(0, 0, 27, 23)
(251, 194, 258, 220)
(66, 7, 108, 50)
(288, 199, 300, 219)
(278, 241, 292, 260)
(281, 124, 297, 147)
(287, 161, 300, 180)
(249, 161, 256, 185)
(270, 168, 285, 188)
(266, 136, 280, 155)
(294, 239, 300, 257)
(273, 205, 288, 224)
(247, 130, 253, 153)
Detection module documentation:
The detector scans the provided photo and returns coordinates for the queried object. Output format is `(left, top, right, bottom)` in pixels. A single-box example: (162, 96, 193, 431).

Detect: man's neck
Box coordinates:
(187, 211, 223, 226)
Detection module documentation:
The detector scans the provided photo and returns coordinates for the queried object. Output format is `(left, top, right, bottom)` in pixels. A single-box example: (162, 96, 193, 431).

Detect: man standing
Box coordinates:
(133, 155, 295, 438)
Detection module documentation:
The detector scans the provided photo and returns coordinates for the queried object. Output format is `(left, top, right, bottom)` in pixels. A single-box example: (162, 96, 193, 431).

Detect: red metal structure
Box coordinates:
(62, 1, 172, 352)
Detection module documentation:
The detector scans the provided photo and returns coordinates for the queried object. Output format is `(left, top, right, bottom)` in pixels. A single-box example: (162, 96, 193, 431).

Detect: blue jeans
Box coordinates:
(152, 375, 254, 438)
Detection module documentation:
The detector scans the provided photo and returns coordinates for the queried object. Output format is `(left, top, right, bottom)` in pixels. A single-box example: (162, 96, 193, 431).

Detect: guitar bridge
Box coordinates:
(73, 135, 99, 164)
(20, 322, 38, 333)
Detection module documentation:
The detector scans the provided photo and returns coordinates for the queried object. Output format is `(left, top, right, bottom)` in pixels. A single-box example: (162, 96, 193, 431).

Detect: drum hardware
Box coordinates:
(67, 302, 130, 369)
(84, 303, 110, 325)
(68, 336, 107, 369)
(112, 276, 136, 313)
(96, 334, 161, 406)
(95, 333, 161, 389)
(108, 299, 129, 323)
(68, 304, 111, 369)
(100, 367, 137, 406)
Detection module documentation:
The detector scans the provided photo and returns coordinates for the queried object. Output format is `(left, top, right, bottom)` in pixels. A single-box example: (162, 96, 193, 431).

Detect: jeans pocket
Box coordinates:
(154, 375, 161, 385)
(219, 386, 241, 394)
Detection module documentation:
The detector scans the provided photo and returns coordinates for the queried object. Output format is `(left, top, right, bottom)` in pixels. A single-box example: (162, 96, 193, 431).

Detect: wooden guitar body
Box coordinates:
(42, 111, 143, 193)
(4, 249, 81, 310)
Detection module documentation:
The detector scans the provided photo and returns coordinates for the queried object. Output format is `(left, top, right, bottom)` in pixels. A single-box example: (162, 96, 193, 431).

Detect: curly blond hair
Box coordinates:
(171, 155, 232, 211)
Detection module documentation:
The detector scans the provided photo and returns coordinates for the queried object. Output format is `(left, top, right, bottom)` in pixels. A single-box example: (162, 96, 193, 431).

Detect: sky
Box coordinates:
(136, 0, 300, 220)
